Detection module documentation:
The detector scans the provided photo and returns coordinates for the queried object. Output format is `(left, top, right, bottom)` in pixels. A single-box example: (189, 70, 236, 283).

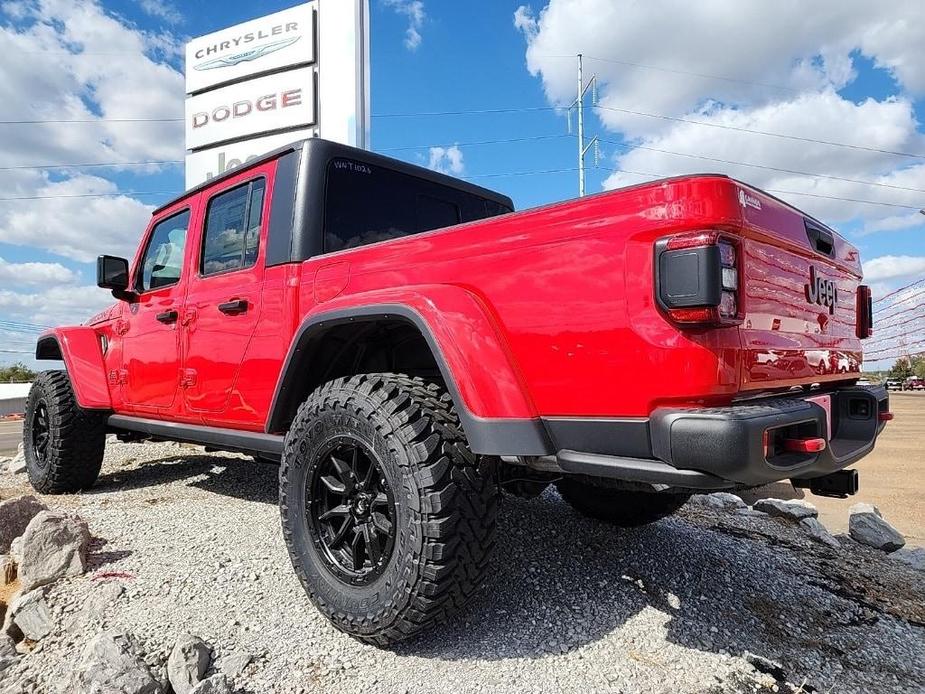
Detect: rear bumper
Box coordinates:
(554, 385, 889, 489)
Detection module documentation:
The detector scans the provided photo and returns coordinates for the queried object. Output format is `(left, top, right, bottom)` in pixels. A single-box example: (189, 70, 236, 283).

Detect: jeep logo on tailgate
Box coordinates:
(805, 265, 838, 314)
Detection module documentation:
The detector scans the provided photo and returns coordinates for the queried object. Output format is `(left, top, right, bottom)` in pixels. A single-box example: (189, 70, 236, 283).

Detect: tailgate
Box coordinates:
(735, 184, 864, 391)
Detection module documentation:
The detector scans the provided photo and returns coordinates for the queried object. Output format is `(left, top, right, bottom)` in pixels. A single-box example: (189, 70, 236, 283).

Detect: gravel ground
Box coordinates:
(1, 440, 924, 693)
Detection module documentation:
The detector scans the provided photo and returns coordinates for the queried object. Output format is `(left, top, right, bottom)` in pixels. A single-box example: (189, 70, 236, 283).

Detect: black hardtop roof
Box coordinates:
(155, 138, 513, 216)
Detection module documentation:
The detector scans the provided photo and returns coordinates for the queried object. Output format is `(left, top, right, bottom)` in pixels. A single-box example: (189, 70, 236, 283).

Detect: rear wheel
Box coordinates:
(23, 371, 106, 494)
(279, 373, 498, 645)
(556, 478, 689, 527)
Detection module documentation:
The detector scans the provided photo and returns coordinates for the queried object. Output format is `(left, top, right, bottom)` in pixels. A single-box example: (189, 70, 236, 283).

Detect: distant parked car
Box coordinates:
(886, 379, 904, 391)
(905, 378, 925, 391)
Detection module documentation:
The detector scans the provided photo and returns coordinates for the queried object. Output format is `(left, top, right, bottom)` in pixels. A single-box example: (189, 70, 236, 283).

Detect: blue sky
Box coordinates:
(0, 0, 923, 367)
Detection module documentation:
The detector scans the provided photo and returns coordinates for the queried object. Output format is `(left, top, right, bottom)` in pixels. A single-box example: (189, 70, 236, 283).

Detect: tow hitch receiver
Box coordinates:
(792, 469, 859, 499)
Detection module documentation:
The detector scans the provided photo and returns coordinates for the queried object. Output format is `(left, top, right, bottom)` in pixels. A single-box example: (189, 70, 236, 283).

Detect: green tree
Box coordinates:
(0, 362, 36, 383)
(889, 355, 925, 381)
(914, 356, 925, 380)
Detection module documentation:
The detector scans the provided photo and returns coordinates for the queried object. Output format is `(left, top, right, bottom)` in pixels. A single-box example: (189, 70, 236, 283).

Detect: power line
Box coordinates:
(370, 103, 925, 160)
(602, 167, 925, 210)
(0, 159, 183, 172)
(378, 133, 571, 153)
(372, 106, 555, 118)
(597, 137, 925, 195)
(0, 117, 182, 124)
(875, 279, 925, 305)
(763, 189, 924, 211)
(463, 167, 578, 180)
(0, 190, 180, 202)
(538, 53, 799, 93)
(594, 105, 925, 160)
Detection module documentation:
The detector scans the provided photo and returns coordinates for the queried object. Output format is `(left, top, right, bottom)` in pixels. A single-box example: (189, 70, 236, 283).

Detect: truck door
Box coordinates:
(122, 204, 196, 412)
(181, 167, 271, 419)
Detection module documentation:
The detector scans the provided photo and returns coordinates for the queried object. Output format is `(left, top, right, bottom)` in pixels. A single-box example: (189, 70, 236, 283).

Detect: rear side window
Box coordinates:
(323, 159, 511, 253)
(138, 209, 190, 292)
(201, 178, 266, 276)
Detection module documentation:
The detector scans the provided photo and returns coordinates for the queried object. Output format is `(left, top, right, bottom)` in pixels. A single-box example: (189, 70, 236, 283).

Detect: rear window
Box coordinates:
(323, 158, 511, 253)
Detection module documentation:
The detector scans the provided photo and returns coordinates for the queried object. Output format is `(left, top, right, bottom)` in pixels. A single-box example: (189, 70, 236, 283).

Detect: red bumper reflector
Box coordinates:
(783, 437, 827, 453)
(878, 412, 894, 422)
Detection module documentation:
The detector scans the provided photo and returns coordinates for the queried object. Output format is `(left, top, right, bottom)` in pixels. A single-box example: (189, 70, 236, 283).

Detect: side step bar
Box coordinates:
(107, 415, 284, 459)
(556, 449, 734, 490)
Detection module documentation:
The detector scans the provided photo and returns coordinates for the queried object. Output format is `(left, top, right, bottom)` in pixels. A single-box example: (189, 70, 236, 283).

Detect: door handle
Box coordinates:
(156, 310, 178, 324)
(218, 299, 248, 315)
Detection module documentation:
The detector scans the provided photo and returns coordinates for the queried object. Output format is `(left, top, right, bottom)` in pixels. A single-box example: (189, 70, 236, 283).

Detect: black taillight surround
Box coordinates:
(856, 284, 873, 339)
(654, 231, 744, 327)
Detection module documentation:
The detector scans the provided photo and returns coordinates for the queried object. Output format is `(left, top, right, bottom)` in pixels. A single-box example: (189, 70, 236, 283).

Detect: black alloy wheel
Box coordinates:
(22, 370, 106, 493)
(307, 440, 396, 585)
(30, 400, 51, 470)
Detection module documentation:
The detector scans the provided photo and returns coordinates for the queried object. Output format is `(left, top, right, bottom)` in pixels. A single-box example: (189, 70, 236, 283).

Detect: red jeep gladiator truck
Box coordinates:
(23, 138, 889, 644)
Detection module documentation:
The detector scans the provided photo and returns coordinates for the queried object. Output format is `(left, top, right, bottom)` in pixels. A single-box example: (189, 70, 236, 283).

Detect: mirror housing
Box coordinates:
(96, 255, 134, 301)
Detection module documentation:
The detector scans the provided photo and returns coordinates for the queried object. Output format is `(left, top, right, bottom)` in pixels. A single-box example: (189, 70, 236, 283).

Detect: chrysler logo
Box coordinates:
(194, 36, 300, 71)
(805, 265, 838, 315)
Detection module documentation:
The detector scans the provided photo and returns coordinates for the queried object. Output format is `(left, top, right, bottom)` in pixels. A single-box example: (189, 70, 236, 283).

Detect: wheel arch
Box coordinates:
(34, 327, 111, 409)
(266, 301, 552, 456)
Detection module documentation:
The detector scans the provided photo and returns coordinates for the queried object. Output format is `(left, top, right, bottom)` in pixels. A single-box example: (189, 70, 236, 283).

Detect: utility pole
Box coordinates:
(570, 53, 598, 197)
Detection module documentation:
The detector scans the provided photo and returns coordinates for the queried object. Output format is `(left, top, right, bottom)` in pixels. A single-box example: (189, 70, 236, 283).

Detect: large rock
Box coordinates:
(752, 498, 817, 521)
(9, 537, 23, 566)
(849, 503, 905, 551)
(219, 650, 251, 678)
(890, 546, 925, 571)
(7, 444, 26, 474)
(18, 511, 90, 592)
(9, 589, 53, 641)
(71, 631, 163, 694)
(689, 492, 746, 511)
(799, 517, 840, 548)
(167, 634, 211, 694)
(0, 496, 48, 554)
(190, 675, 231, 694)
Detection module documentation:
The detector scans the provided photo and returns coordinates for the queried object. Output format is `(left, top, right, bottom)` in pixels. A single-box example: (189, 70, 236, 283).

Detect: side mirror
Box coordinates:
(96, 255, 133, 300)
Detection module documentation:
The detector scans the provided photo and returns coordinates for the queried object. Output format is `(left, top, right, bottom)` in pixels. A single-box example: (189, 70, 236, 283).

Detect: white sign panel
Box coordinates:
(185, 130, 313, 184)
(184, 1, 369, 188)
(185, 3, 315, 95)
(185, 67, 316, 151)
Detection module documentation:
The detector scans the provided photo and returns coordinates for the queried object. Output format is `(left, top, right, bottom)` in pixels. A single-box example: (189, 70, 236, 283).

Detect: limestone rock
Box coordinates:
(18, 511, 90, 591)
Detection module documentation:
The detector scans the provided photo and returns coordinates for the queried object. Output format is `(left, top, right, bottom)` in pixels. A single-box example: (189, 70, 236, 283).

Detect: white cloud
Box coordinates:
(0, 257, 79, 285)
(0, 0, 184, 169)
(860, 211, 925, 236)
(0, 170, 155, 262)
(0, 0, 180, 262)
(428, 145, 465, 175)
(135, 0, 182, 25)
(384, 0, 425, 51)
(0, 285, 112, 329)
(515, 0, 925, 234)
(863, 256, 925, 283)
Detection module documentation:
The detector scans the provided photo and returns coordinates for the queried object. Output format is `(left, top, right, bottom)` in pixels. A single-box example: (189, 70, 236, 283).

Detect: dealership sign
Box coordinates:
(184, 1, 369, 187)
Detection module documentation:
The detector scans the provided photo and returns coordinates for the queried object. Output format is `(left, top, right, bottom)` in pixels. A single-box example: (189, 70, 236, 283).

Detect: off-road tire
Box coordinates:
(556, 478, 689, 527)
(279, 373, 499, 645)
(23, 370, 106, 494)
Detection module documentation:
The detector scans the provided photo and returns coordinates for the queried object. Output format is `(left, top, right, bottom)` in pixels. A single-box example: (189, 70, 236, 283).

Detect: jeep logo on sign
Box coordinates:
(805, 265, 838, 314)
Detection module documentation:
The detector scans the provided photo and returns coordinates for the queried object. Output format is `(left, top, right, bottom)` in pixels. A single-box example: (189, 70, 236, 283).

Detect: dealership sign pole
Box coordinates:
(184, 1, 370, 188)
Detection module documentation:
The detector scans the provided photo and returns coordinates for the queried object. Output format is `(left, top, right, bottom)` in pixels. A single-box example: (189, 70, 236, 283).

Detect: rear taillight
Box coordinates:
(856, 285, 873, 339)
(655, 231, 742, 327)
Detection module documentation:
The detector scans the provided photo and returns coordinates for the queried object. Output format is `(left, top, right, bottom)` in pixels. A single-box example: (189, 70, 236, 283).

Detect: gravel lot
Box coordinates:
(1, 440, 924, 693)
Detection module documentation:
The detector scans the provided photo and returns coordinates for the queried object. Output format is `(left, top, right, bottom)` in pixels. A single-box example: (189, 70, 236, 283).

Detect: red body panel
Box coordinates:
(57, 172, 866, 430)
(39, 327, 112, 409)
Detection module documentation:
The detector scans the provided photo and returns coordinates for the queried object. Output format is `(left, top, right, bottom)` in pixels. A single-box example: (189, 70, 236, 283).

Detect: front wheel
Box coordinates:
(279, 373, 499, 645)
(23, 371, 106, 494)
(556, 478, 690, 527)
